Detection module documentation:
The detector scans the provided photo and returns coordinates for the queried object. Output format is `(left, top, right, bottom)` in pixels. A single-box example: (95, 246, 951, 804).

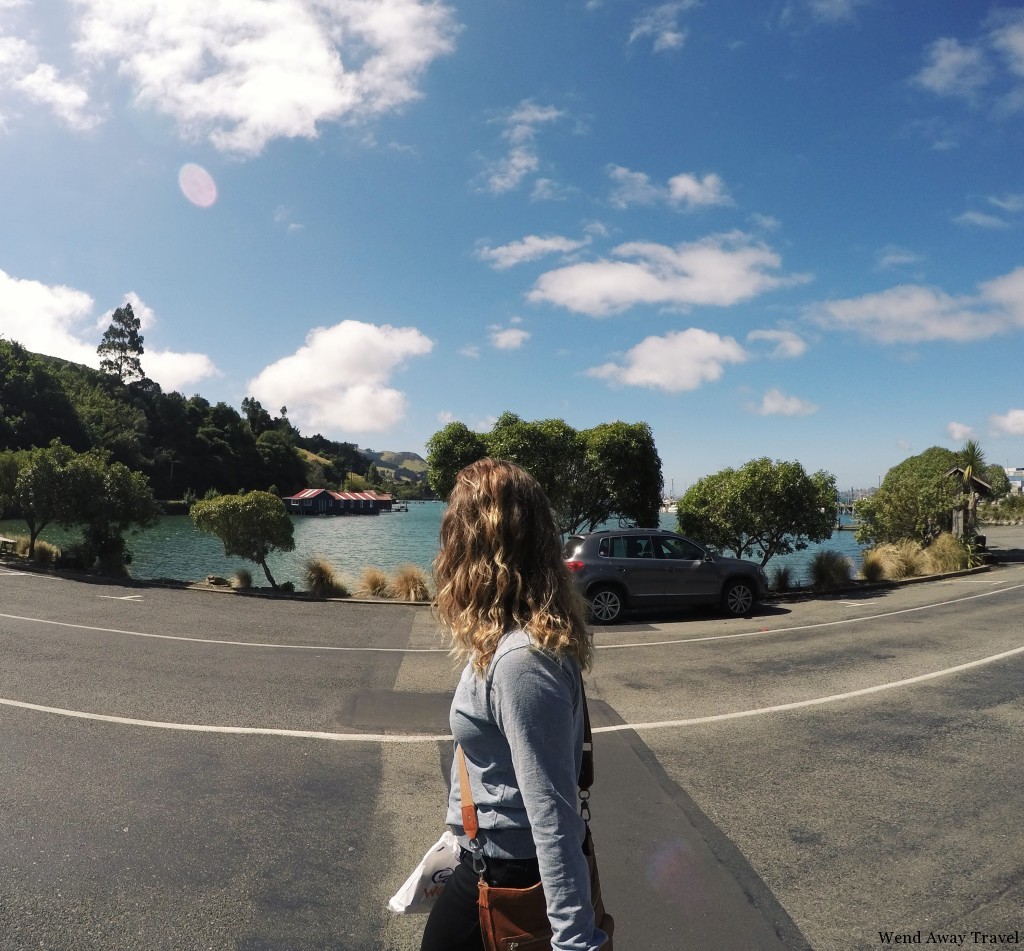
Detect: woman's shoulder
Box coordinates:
(490, 629, 579, 684)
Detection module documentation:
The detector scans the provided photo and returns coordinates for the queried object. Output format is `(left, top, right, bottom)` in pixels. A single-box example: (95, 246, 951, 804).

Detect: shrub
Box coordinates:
(392, 564, 431, 601)
(279, 580, 295, 594)
(359, 566, 391, 598)
(30, 539, 61, 567)
(859, 549, 886, 583)
(872, 540, 927, 580)
(304, 555, 350, 598)
(231, 568, 253, 590)
(924, 533, 968, 574)
(95, 549, 130, 577)
(809, 549, 852, 591)
(770, 565, 793, 593)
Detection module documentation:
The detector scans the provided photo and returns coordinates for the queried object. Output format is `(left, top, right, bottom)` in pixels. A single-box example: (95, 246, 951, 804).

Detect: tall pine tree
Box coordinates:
(97, 303, 145, 383)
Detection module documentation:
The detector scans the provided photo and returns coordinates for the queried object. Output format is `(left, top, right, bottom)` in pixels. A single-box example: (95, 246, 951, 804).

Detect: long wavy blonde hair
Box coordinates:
(433, 457, 592, 674)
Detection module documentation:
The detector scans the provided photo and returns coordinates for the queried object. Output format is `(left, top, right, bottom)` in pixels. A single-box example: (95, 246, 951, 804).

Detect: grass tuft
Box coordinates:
(859, 548, 886, 583)
(809, 549, 852, 591)
(770, 565, 793, 593)
(231, 568, 253, 590)
(359, 566, 391, 598)
(391, 564, 431, 601)
(924, 533, 969, 574)
(872, 540, 928, 580)
(304, 555, 349, 598)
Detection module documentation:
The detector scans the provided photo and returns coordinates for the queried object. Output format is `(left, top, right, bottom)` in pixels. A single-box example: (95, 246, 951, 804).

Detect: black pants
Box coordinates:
(420, 850, 541, 951)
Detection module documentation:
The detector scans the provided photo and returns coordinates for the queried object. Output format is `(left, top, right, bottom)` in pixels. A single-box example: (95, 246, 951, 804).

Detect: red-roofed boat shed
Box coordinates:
(282, 488, 393, 516)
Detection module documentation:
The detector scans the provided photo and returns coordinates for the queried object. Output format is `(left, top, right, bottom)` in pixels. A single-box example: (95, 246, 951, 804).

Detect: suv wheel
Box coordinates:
(588, 586, 624, 624)
(722, 580, 755, 618)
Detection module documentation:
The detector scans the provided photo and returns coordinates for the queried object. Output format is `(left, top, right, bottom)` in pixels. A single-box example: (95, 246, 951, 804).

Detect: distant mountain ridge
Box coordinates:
(361, 448, 428, 483)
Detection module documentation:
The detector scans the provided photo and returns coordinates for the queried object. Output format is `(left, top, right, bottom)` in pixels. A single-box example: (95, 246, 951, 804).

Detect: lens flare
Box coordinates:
(178, 163, 217, 208)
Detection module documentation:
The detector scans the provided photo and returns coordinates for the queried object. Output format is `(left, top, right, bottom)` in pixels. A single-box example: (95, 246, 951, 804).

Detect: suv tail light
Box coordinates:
(565, 560, 585, 573)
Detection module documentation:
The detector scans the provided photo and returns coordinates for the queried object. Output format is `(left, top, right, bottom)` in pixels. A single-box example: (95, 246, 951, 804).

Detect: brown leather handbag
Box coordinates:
(457, 684, 614, 951)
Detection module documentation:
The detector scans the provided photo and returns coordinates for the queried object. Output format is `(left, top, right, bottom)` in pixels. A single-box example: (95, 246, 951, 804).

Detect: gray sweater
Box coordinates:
(445, 629, 607, 951)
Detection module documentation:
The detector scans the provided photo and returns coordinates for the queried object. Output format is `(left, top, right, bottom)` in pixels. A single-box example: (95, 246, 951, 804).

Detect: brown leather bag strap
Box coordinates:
(456, 745, 479, 840)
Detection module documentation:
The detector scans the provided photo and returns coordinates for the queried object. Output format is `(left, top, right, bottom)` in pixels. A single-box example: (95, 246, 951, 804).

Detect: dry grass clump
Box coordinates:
(359, 566, 391, 598)
(924, 533, 968, 574)
(391, 564, 431, 602)
(770, 564, 794, 593)
(304, 555, 349, 598)
(869, 540, 928, 580)
(231, 568, 253, 590)
(17, 538, 62, 567)
(859, 549, 886, 583)
(809, 549, 853, 591)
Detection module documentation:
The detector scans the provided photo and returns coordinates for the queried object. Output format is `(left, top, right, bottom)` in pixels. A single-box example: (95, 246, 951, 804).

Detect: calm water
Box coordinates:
(2, 505, 864, 587)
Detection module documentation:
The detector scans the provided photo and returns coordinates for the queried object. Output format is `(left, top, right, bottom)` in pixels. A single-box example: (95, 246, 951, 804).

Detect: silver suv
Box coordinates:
(563, 528, 768, 623)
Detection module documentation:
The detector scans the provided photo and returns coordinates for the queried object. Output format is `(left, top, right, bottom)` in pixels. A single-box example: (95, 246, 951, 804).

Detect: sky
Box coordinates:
(2, 0, 1023, 493)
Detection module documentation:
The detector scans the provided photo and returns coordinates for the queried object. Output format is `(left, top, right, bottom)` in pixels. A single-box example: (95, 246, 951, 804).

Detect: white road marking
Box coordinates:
(2, 581, 1023, 655)
(98, 595, 144, 601)
(2, 641, 1023, 742)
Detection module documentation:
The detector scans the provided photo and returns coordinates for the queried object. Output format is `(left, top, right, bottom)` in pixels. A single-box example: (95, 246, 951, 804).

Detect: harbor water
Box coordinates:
(1, 505, 865, 588)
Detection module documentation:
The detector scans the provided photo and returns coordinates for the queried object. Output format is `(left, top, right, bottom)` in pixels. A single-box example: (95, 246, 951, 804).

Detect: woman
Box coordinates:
(421, 457, 609, 951)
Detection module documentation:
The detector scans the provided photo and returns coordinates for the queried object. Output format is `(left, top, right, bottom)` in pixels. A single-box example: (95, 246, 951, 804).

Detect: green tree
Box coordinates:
(677, 458, 837, 566)
(855, 447, 959, 545)
(190, 491, 295, 589)
(425, 415, 662, 534)
(66, 452, 161, 572)
(425, 422, 488, 499)
(97, 303, 145, 383)
(0, 340, 87, 451)
(344, 473, 368, 492)
(983, 463, 1011, 498)
(255, 430, 306, 495)
(5, 440, 77, 557)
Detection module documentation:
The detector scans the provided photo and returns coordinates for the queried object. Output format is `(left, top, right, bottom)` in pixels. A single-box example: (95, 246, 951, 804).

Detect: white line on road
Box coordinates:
(98, 595, 144, 601)
(2, 581, 1023, 654)
(2, 641, 1023, 743)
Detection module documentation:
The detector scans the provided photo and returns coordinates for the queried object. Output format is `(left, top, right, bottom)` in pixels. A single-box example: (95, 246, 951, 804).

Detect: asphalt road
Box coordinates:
(1, 528, 1023, 951)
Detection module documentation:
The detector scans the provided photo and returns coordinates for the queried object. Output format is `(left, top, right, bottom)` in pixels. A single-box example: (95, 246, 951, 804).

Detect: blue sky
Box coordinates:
(2, 0, 1023, 492)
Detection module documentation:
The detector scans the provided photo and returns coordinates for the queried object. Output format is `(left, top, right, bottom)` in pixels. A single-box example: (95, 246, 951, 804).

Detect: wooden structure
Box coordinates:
(282, 488, 394, 516)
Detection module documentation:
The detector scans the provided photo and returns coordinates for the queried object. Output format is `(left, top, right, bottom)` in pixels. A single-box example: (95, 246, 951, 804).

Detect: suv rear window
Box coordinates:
(598, 536, 653, 558)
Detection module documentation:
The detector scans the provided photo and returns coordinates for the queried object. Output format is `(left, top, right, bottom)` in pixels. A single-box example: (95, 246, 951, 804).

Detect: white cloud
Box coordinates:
(481, 100, 566, 194)
(914, 37, 992, 99)
(476, 234, 589, 270)
(989, 193, 1024, 213)
(668, 172, 733, 209)
(752, 388, 817, 417)
(990, 408, 1024, 436)
(586, 328, 747, 393)
(458, 344, 480, 358)
(746, 329, 807, 359)
(877, 245, 924, 270)
(0, 267, 96, 364)
(811, 266, 1024, 343)
(608, 165, 733, 211)
(247, 320, 433, 433)
(629, 3, 696, 53)
(437, 410, 454, 424)
(71, 0, 459, 155)
(947, 421, 976, 441)
(0, 36, 97, 130)
(529, 231, 809, 317)
(913, 11, 1024, 115)
(954, 210, 1010, 229)
(143, 349, 220, 392)
(0, 274, 219, 390)
(489, 326, 530, 350)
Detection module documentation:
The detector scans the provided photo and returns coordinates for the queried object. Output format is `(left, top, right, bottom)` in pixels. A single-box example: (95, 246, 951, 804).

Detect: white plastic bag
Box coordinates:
(388, 830, 461, 914)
